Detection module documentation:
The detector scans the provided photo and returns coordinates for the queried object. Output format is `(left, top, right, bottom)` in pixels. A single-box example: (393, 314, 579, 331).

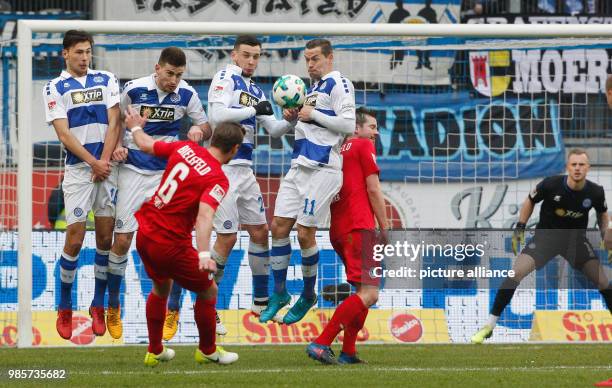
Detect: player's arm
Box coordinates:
(112, 81, 134, 162)
(51, 119, 111, 180)
(194, 201, 217, 273)
(196, 178, 228, 272)
(125, 105, 156, 155)
(99, 75, 122, 166)
(208, 77, 270, 126)
(597, 211, 610, 239)
(517, 196, 536, 225)
(186, 90, 212, 143)
(361, 141, 389, 239)
(366, 174, 390, 234)
(101, 104, 121, 163)
(43, 82, 111, 179)
(594, 188, 612, 260)
(257, 108, 298, 138)
(300, 80, 355, 135)
(512, 179, 545, 254)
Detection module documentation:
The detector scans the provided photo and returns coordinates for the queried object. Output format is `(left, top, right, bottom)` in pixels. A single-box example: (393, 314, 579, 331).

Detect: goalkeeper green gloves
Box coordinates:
(512, 222, 526, 256)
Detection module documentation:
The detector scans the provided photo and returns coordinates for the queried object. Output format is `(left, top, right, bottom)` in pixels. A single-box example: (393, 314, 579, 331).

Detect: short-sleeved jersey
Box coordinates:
(330, 138, 380, 237)
(121, 75, 208, 175)
(43, 69, 120, 168)
(529, 175, 607, 230)
(208, 64, 265, 166)
(293, 71, 355, 171)
(135, 141, 229, 245)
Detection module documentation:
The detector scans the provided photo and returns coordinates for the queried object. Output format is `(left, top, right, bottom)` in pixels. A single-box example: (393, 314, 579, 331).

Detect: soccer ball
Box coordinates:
(272, 74, 307, 109)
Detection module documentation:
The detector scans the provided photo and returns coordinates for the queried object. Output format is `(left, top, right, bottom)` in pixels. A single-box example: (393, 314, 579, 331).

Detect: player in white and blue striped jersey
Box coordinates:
(105, 47, 211, 339)
(261, 39, 356, 324)
(163, 35, 298, 337)
(205, 35, 297, 322)
(43, 30, 122, 340)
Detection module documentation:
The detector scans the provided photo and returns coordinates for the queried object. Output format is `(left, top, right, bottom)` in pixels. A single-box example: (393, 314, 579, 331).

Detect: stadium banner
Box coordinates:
(382, 169, 612, 229)
(529, 310, 612, 342)
(0, 312, 120, 347)
(465, 15, 612, 25)
(2, 169, 611, 230)
(98, 0, 460, 25)
(1, 229, 609, 345)
(465, 15, 612, 96)
(93, 0, 460, 85)
(218, 308, 449, 344)
(244, 90, 566, 180)
(28, 83, 566, 181)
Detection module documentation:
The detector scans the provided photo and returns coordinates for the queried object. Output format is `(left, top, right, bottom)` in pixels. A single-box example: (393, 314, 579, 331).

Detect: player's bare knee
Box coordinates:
(248, 224, 268, 245)
(112, 232, 133, 256)
(357, 286, 379, 307)
(271, 217, 292, 239)
(63, 241, 83, 257)
(215, 233, 237, 255)
(95, 234, 113, 251)
(296, 226, 316, 248)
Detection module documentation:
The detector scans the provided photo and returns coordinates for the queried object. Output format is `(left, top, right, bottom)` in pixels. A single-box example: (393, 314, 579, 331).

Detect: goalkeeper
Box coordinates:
(472, 149, 612, 343)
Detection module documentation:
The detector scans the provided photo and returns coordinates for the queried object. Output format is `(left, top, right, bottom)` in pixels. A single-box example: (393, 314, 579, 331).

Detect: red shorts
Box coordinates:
(136, 232, 213, 292)
(331, 229, 380, 287)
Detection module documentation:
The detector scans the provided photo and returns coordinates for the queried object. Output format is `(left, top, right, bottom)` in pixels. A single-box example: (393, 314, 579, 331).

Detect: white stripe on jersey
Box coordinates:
(293, 71, 355, 171)
(43, 68, 120, 168)
(121, 74, 208, 174)
(208, 64, 265, 166)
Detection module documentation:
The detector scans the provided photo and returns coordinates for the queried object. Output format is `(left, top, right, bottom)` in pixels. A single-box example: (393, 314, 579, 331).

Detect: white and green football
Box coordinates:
(272, 74, 307, 109)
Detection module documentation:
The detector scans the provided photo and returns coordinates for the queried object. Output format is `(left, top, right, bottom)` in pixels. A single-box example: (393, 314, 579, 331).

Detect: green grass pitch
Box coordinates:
(0, 344, 610, 387)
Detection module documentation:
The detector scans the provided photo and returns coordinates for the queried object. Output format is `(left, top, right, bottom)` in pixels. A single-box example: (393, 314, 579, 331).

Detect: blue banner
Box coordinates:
(193, 85, 565, 181)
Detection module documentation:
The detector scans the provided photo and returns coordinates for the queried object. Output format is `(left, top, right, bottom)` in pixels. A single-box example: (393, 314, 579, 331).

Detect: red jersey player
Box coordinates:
(307, 107, 389, 364)
(124, 106, 244, 367)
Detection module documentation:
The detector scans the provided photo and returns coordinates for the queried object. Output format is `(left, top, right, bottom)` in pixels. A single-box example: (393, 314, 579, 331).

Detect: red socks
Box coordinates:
(315, 294, 367, 347)
(342, 307, 369, 355)
(195, 297, 217, 355)
(146, 292, 167, 355)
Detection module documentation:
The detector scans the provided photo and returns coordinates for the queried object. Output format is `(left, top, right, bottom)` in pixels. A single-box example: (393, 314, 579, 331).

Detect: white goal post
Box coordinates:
(15, 19, 612, 348)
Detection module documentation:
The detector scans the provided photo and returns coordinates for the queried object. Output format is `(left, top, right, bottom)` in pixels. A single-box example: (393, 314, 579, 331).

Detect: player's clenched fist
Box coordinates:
(298, 105, 314, 121)
(283, 108, 299, 122)
(112, 146, 128, 162)
(198, 252, 217, 273)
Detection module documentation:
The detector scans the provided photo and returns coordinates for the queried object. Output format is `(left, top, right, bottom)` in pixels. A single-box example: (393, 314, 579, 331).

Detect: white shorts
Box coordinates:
(62, 165, 118, 226)
(273, 165, 342, 228)
(213, 164, 267, 234)
(114, 166, 162, 233)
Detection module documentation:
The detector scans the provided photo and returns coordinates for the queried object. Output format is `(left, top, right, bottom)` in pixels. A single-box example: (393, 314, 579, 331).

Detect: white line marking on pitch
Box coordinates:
(70, 365, 612, 376)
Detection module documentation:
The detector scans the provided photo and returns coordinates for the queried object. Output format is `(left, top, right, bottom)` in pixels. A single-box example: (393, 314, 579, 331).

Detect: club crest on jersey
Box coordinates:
(71, 88, 103, 104)
(304, 93, 318, 107)
(582, 198, 591, 208)
(210, 184, 226, 203)
(553, 195, 561, 202)
(93, 76, 104, 83)
(170, 93, 180, 103)
(140, 105, 175, 121)
(239, 92, 259, 107)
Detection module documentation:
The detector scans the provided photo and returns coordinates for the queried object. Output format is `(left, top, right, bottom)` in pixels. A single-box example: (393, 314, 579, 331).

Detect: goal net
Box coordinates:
(1, 21, 611, 347)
